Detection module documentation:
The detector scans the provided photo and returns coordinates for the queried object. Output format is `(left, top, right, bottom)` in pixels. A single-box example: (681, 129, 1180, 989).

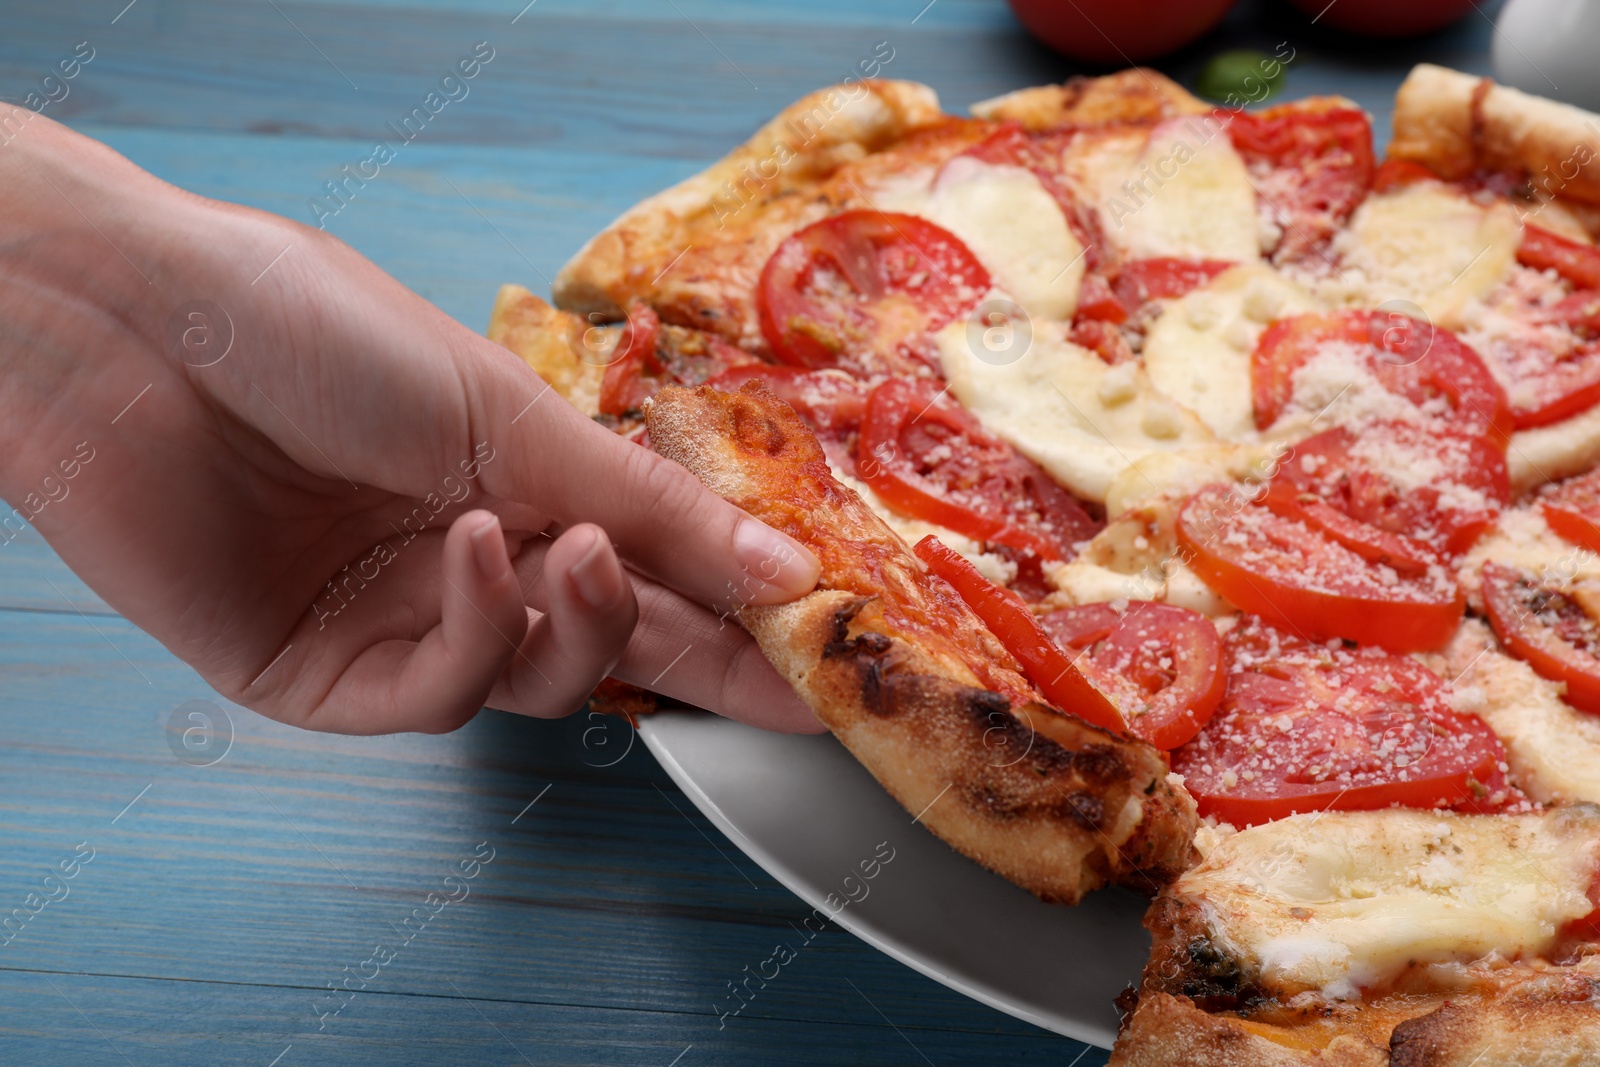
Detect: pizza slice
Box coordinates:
(1111, 806, 1600, 1066)
(642, 380, 1197, 903)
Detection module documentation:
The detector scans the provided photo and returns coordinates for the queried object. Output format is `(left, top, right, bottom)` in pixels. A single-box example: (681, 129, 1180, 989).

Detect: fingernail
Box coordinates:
(469, 513, 511, 583)
(733, 520, 820, 605)
(569, 526, 625, 610)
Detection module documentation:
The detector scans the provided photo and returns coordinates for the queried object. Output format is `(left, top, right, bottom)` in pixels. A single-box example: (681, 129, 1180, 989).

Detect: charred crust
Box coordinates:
(822, 630, 892, 660)
(1179, 936, 1248, 1008)
(822, 598, 870, 648)
(1074, 744, 1133, 787)
(1114, 984, 1142, 1034)
(1140, 895, 1252, 1010)
(1064, 791, 1105, 829)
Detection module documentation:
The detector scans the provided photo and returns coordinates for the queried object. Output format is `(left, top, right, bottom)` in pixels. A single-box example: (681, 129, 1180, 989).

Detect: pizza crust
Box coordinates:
(970, 68, 1208, 129)
(1391, 63, 1600, 208)
(550, 79, 949, 328)
(487, 284, 605, 416)
(1110, 993, 1388, 1067)
(1113, 981, 1600, 1067)
(645, 382, 1198, 903)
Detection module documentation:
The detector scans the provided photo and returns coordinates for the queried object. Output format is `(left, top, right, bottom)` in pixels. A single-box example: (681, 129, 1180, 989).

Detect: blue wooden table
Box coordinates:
(0, 2, 1499, 1062)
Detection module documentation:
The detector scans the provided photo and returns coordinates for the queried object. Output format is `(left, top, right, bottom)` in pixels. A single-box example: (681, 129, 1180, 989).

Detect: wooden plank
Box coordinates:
(78, 125, 700, 323)
(0, 523, 113, 616)
(4, 0, 1494, 163)
(287, 0, 1019, 28)
(0, 606, 1099, 1046)
(0, 969, 1104, 1065)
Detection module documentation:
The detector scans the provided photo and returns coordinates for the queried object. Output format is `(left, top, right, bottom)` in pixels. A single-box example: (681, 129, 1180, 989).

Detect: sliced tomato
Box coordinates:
(1221, 106, 1375, 263)
(1176, 484, 1464, 652)
(1498, 338, 1600, 429)
(1040, 601, 1226, 749)
(1544, 291, 1600, 337)
(913, 536, 1126, 734)
(1073, 272, 1127, 324)
(1268, 421, 1507, 559)
(1482, 562, 1600, 715)
(1111, 258, 1234, 311)
(1543, 468, 1600, 555)
(600, 306, 767, 418)
(757, 210, 991, 374)
(1519, 224, 1600, 291)
(1171, 618, 1509, 827)
(1070, 318, 1135, 365)
(598, 303, 663, 416)
(1250, 309, 1514, 441)
(1261, 479, 1436, 575)
(1370, 158, 1439, 192)
(859, 377, 1100, 562)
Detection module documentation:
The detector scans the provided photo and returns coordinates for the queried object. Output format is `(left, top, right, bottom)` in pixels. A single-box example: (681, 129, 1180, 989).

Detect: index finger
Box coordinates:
(467, 353, 820, 615)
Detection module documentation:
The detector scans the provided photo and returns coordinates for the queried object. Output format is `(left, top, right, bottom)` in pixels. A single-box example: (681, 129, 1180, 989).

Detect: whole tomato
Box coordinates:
(1006, 0, 1239, 63)
(1287, 0, 1475, 37)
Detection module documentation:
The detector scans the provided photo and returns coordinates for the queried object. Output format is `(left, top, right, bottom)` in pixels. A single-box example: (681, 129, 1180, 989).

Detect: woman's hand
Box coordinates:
(0, 110, 823, 735)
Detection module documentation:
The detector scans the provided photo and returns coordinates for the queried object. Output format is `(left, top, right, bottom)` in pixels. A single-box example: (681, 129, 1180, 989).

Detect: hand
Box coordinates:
(0, 111, 824, 736)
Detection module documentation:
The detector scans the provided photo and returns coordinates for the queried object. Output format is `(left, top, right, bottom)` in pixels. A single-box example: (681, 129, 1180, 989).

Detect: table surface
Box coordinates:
(0, 1, 1500, 1063)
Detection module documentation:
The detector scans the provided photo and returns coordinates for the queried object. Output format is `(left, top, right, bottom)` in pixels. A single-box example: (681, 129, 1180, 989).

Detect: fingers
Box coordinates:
(487, 522, 639, 719)
(610, 578, 825, 734)
(504, 532, 823, 734)
(278, 510, 531, 734)
(246, 509, 808, 737)
(252, 514, 638, 734)
(465, 358, 820, 614)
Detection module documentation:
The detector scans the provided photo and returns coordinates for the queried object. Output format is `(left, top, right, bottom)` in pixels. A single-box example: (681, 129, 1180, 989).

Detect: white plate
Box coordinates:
(639, 709, 1152, 1049)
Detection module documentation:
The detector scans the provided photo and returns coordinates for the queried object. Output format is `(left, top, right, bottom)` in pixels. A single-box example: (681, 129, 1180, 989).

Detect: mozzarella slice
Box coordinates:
(1510, 403, 1600, 491)
(1102, 440, 1285, 519)
(1446, 620, 1600, 806)
(1180, 808, 1600, 1000)
(1141, 264, 1321, 439)
(1332, 183, 1520, 331)
(873, 157, 1084, 321)
(935, 321, 1215, 503)
(1089, 115, 1261, 263)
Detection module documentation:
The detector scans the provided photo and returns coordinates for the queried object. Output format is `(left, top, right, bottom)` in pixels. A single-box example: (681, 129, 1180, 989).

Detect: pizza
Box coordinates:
(488, 63, 1600, 1064)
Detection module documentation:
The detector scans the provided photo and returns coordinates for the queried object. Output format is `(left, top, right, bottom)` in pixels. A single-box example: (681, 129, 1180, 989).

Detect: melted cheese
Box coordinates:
(1460, 505, 1600, 601)
(1141, 264, 1321, 439)
(1510, 404, 1600, 491)
(1331, 183, 1520, 330)
(935, 320, 1215, 503)
(1181, 809, 1600, 1000)
(1446, 620, 1600, 806)
(1092, 116, 1260, 263)
(873, 157, 1084, 321)
(830, 464, 1019, 586)
(1102, 440, 1285, 519)
(1048, 498, 1235, 617)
